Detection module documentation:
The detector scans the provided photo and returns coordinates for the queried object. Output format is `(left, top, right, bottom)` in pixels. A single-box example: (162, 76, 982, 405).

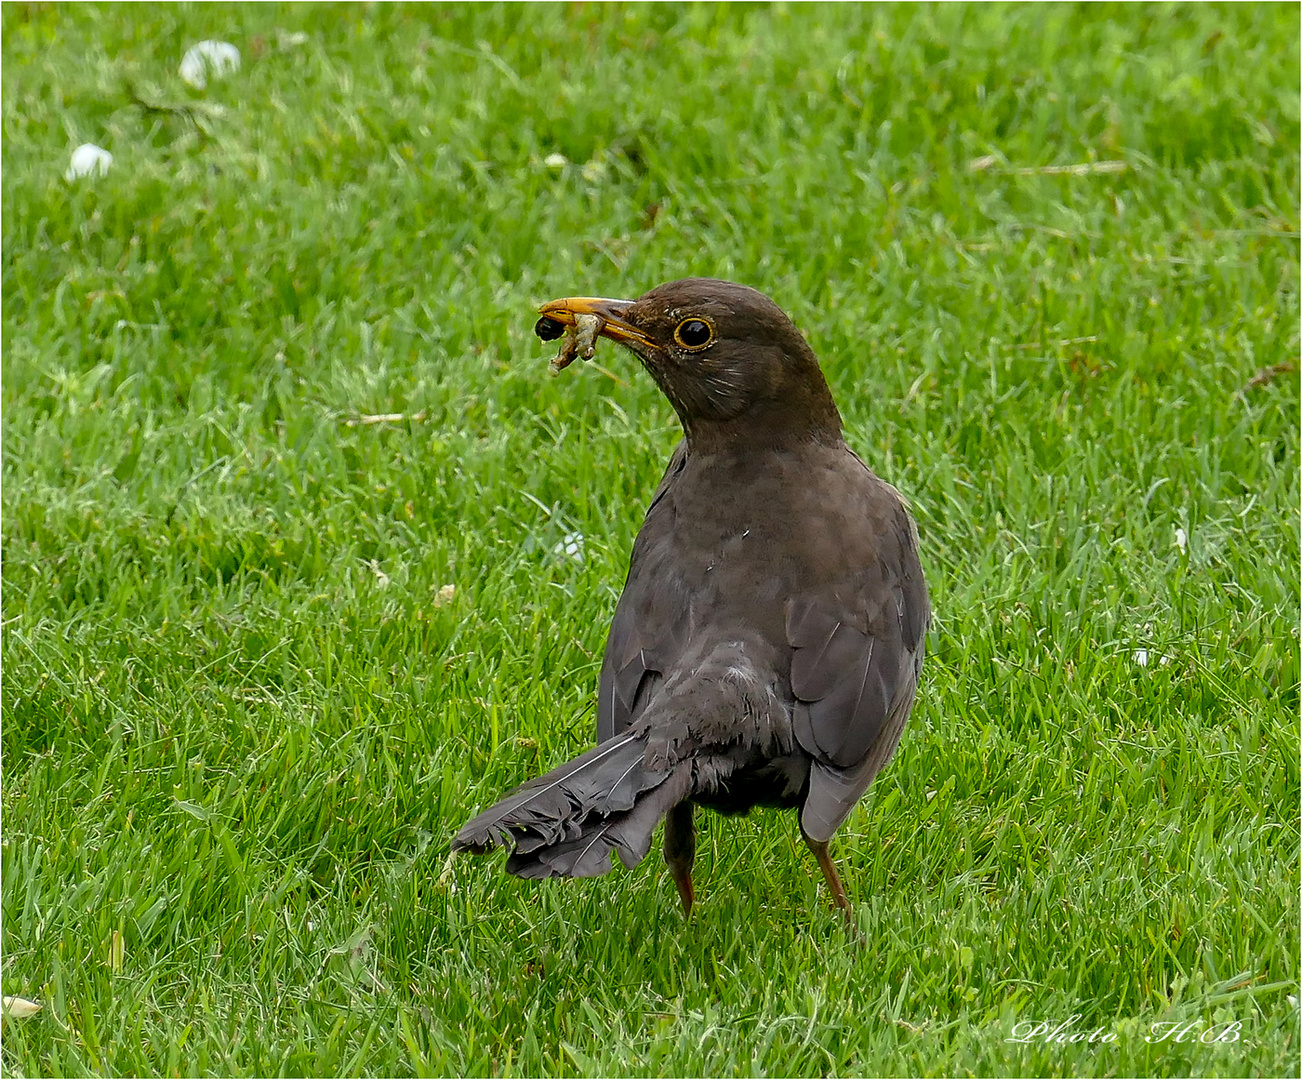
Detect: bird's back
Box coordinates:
(598, 436, 928, 837)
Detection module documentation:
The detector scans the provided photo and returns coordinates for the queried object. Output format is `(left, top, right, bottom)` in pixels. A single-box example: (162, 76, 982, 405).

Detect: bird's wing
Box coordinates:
(786, 496, 929, 840)
(597, 441, 692, 743)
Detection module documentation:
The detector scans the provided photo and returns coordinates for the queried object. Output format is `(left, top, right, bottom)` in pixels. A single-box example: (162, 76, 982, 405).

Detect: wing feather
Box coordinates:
(596, 442, 692, 743)
(786, 494, 930, 838)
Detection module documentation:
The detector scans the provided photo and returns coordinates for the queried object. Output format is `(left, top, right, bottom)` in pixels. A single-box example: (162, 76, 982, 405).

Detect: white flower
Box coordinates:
(180, 40, 241, 89)
(65, 143, 112, 180)
(1174, 527, 1187, 553)
(543, 152, 569, 169)
(1, 996, 42, 1020)
(553, 532, 585, 563)
(1132, 648, 1172, 669)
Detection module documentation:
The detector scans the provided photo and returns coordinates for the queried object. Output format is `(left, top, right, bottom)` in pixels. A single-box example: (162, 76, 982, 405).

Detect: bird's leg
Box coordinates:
(801, 829, 853, 922)
(664, 801, 696, 917)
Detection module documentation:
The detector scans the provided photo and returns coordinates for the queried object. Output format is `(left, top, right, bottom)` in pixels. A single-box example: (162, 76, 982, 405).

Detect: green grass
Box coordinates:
(2, 2, 1298, 1076)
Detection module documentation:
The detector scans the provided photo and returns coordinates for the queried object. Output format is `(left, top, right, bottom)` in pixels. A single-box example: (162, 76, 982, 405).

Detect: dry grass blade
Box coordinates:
(1013, 336, 1100, 351)
(345, 411, 428, 426)
(1016, 160, 1128, 176)
(1241, 361, 1298, 392)
(968, 156, 1128, 176)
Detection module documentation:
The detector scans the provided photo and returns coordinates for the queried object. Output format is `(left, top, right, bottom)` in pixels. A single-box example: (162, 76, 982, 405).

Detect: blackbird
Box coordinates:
(452, 278, 929, 918)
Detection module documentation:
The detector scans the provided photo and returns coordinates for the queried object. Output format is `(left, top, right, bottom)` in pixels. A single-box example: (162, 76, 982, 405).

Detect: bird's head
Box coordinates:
(537, 278, 842, 450)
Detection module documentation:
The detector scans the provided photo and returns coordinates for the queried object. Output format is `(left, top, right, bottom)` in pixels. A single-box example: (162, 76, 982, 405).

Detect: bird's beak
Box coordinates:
(537, 296, 653, 347)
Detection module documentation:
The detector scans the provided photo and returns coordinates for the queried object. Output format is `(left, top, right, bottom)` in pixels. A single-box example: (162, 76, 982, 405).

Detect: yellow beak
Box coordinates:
(537, 296, 653, 346)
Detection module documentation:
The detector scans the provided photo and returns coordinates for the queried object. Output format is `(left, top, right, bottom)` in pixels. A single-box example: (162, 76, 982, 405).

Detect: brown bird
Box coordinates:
(452, 278, 929, 918)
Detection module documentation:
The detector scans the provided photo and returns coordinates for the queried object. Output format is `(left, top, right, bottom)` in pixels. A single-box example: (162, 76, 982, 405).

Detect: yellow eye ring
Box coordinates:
(674, 317, 715, 350)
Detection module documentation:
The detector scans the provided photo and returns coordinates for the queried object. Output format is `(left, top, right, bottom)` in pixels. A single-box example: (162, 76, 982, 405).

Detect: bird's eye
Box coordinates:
(674, 318, 714, 350)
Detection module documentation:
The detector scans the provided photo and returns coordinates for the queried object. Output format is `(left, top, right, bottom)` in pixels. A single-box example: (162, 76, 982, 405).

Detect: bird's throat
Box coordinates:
(678, 385, 843, 456)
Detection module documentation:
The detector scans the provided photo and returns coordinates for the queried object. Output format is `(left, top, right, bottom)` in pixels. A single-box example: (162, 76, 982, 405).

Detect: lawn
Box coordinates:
(2, 2, 1298, 1076)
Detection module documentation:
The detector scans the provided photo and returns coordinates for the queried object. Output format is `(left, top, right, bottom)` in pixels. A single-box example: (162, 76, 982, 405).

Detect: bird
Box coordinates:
(452, 278, 929, 920)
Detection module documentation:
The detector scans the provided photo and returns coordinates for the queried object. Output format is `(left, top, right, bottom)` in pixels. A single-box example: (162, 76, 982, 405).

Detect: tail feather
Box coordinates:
(452, 733, 684, 877)
(508, 770, 693, 878)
